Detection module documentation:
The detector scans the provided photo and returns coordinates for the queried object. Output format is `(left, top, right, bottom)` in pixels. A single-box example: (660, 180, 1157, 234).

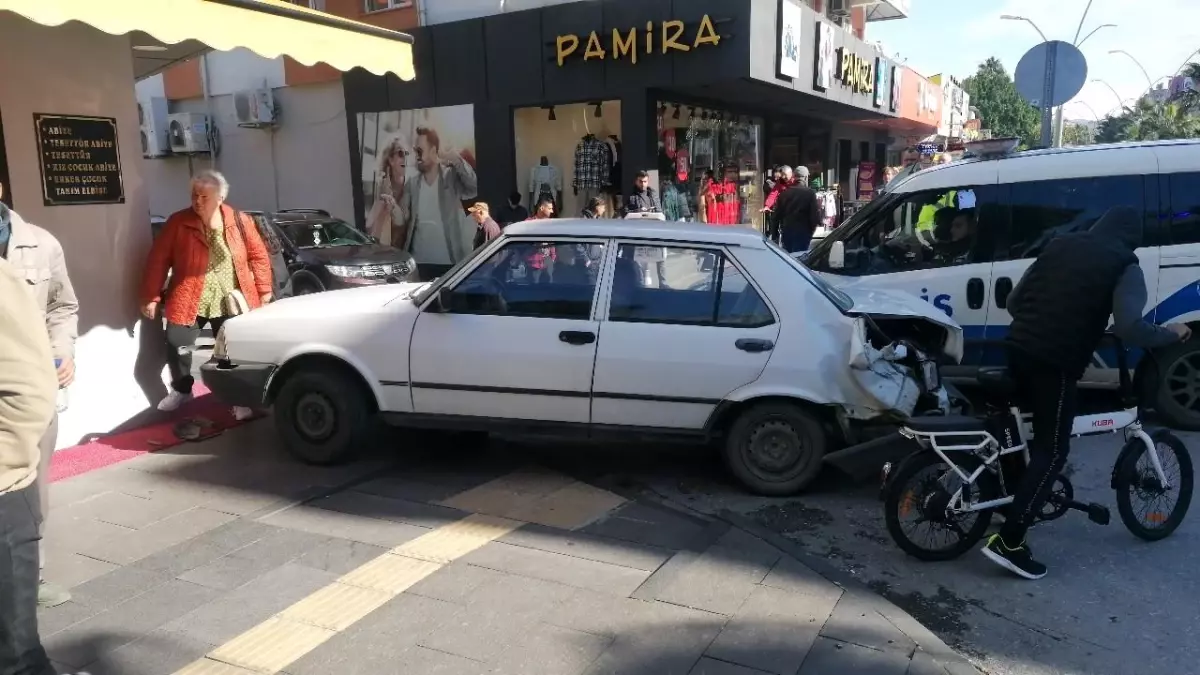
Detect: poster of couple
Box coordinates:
(358, 104, 478, 271)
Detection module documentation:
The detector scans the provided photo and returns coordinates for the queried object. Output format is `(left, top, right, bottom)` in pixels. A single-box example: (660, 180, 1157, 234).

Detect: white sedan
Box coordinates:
(202, 219, 963, 495)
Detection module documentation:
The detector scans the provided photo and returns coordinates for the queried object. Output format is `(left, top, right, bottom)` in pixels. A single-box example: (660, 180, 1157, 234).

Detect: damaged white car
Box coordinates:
(201, 219, 963, 496)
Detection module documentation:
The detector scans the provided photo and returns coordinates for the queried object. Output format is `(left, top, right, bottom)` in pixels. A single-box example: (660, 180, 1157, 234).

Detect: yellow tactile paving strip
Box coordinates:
(173, 468, 626, 675)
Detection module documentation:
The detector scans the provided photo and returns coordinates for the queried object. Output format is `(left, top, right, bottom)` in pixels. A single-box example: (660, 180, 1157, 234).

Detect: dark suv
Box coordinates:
(246, 210, 419, 295)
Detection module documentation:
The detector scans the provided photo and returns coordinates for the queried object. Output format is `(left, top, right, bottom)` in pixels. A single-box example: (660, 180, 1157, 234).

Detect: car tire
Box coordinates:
(274, 366, 371, 465)
(1151, 338, 1200, 431)
(723, 402, 827, 496)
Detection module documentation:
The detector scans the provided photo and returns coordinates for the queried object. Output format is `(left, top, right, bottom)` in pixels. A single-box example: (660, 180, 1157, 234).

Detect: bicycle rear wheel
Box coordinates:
(884, 451, 1000, 561)
(1115, 429, 1194, 541)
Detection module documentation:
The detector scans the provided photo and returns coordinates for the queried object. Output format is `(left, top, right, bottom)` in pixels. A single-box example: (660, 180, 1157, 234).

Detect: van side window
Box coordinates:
(1168, 172, 1200, 245)
(1004, 176, 1146, 260)
(821, 185, 999, 276)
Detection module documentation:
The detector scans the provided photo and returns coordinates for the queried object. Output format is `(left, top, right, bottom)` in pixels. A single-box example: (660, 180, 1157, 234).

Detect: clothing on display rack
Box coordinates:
(605, 136, 622, 189)
(529, 158, 562, 213)
(573, 134, 612, 193)
(661, 181, 692, 222)
(815, 188, 839, 229)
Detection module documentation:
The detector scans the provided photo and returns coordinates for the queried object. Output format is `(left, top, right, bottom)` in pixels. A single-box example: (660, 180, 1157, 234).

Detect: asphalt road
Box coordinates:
(526, 429, 1199, 675)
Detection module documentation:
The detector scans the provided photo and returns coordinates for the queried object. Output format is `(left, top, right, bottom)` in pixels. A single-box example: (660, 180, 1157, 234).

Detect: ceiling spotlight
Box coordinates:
(545, 106, 556, 121)
(658, 103, 668, 115)
(593, 102, 603, 118)
(132, 44, 169, 52)
(672, 104, 681, 119)
(689, 106, 697, 117)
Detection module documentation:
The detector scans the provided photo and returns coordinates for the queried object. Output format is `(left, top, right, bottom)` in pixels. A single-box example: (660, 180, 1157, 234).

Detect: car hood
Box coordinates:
(299, 243, 413, 265)
(841, 286, 963, 362)
(243, 282, 423, 321)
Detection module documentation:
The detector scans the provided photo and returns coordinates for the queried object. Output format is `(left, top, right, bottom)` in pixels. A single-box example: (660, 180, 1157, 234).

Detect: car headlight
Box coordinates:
(328, 262, 413, 278)
(212, 325, 228, 360)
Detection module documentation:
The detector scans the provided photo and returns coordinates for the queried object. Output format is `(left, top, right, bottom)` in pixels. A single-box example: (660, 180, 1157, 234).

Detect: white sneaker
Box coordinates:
(232, 406, 255, 421)
(157, 390, 193, 412)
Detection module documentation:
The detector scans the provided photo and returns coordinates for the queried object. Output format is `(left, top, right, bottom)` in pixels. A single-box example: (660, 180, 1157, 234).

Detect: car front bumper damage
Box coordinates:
(199, 358, 276, 408)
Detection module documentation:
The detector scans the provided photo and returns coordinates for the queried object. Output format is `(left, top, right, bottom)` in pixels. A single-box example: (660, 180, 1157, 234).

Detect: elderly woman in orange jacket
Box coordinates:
(139, 170, 273, 417)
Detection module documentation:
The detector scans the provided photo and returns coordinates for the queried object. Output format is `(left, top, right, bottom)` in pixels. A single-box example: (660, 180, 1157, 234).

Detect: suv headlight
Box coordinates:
(212, 325, 228, 360)
(328, 262, 413, 278)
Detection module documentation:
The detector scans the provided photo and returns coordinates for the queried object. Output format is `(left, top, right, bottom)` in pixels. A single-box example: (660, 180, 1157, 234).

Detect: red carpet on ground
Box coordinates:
(49, 384, 251, 483)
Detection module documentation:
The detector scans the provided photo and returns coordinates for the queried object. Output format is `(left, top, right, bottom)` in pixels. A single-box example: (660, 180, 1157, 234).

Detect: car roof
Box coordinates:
(503, 219, 769, 247)
(892, 138, 1200, 194)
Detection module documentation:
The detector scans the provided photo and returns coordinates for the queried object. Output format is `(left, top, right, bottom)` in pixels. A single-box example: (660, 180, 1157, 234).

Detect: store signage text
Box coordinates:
(33, 113, 124, 206)
(836, 48, 875, 95)
(555, 15, 721, 66)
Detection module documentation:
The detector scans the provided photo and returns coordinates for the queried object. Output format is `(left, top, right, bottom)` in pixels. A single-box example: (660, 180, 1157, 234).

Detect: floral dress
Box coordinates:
(196, 226, 238, 319)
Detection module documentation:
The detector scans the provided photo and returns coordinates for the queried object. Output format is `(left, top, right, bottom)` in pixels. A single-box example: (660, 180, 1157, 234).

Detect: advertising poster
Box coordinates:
(778, 0, 802, 80)
(357, 104, 478, 266)
(814, 21, 835, 91)
(874, 58, 889, 108)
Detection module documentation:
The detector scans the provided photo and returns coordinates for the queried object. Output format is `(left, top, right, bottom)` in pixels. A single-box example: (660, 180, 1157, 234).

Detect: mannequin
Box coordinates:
(529, 155, 562, 214)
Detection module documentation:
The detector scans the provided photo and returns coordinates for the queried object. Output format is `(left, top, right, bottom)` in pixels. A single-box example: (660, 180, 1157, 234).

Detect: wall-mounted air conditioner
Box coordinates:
(138, 97, 170, 158)
(233, 88, 277, 128)
(168, 112, 211, 154)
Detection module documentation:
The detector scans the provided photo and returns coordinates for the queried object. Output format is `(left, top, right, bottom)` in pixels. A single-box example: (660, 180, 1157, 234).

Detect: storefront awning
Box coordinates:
(0, 0, 415, 80)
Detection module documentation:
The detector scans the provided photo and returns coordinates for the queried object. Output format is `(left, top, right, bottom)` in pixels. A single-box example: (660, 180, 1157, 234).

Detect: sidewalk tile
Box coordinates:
(174, 659, 260, 675)
(580, 605, 726, 675)
(179, 528, 330, 590)
(705, 585, 838, 674)
(354, 460, 517, 504)
(286, 592, 462, 675)
(581, 502, 715, 551)
(463, 569, 577, 617)
(45, 515, 136, 560)
(258, 503, 432, 547)
(419, 606, 541, 662)
(163, 563, 337, 647)
(83, 508, 237, 566)
(543, 590, 664, 638)
(689, 658, 773, 675)
(391, 513, 522, 564)
(312, 489, 468, 529)
(128, 520, 278, 578)
(491, 621, 613, 675)
(653, 543, 779, 616)
(406, 560, 506, 604)
(278, 581, 393, 631)
(759, 556, 843, 600)
(498, 524, 673, 572)
(38, 563, 172, 636)
(337, 553, 441, 595)
(907, 650, 953, 675)
(460, 541, 651, 596)
(293, 537, 388, 576)
(79, 628, 213, 675)
(797, 637, 910, 675)
(42, 552, 118, 590)
(438, 467, 576, 517)
(43, 579, 220, 669)
(206, 616, 335, 674)
(76, 491, 200, 530)
(819, 594, 916, 656)
(504, 481, 627, 530)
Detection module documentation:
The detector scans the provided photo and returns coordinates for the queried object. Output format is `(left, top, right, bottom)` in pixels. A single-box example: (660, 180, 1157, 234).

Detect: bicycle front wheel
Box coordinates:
(1115, 429, 1194, 541)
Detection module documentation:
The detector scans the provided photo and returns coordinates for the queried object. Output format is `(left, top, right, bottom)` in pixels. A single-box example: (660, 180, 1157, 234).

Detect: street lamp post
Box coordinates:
(1091, 78, 1126, 109)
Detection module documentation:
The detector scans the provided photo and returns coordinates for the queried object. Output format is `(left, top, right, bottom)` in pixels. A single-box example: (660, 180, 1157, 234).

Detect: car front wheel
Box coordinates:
(724, 402, 827, 496)
(274, 366, 371, 465)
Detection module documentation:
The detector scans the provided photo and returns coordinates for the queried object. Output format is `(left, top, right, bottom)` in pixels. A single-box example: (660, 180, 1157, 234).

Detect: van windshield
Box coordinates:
(804, 192, 900, 264)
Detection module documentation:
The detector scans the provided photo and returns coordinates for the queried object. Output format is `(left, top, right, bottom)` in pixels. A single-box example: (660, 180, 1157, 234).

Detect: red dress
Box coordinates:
(702, 180, 721, 224)
(716, 180, 740, 224)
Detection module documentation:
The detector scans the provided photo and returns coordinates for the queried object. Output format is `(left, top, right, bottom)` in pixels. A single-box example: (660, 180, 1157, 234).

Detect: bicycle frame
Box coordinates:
(898, 406, 1172, 515)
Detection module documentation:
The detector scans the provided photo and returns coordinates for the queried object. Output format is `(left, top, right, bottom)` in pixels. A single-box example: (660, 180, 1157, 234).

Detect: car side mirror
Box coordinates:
(429, 288, 452, 313)
(829, 241, 845, 269)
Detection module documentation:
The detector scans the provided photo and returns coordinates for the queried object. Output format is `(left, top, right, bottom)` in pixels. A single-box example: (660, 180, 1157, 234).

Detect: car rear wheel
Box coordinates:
(723, 402, 827, 496)
(1152, 338, 1200, 430)
(274, 366, 371, 465)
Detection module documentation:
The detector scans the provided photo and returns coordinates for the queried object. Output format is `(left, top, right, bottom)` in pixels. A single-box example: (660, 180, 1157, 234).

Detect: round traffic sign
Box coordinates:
(1014, 40, 1088, 108)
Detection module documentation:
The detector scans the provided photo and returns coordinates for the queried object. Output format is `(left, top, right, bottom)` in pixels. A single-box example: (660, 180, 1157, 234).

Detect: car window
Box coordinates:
(278, 219, 372, 249)
(609, 244, 774, 327)
(1004, 176, 1146, 259)
(446, 240, 605, 320)
(1168, 172, 1200, 245)
(814, 185, 996, 276)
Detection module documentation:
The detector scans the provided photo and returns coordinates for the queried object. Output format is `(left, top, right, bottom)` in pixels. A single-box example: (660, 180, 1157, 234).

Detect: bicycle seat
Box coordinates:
(904, 415, 989, 433)
(978, 368, 1016, 398)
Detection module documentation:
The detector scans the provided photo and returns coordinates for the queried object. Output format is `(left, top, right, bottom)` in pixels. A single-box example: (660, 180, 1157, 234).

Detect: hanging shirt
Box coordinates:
(529, 164, 562, 201)
(413, 173, 451, 265)
(573, 136, 611, 190)
(661, 182, 692, 222)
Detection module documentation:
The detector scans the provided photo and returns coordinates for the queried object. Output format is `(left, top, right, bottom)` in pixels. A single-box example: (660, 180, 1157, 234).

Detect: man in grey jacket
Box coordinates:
(0, 181, 80, 606)
(400, 126, 478, 275)
(983, 206, 1188, 580)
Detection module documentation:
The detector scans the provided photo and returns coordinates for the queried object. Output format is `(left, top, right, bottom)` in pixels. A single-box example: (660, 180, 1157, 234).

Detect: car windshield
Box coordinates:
(766, 240, 854, 312)
(278, 219, 371, 249)
(410, 239, 496, 305)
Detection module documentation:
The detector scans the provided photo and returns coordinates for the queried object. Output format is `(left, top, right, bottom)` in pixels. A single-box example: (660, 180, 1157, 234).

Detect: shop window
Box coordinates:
(609, 244, 774, 327)
(1168, 172, 1200, 245)
(657, 102, 765, 231)
(363, 0, 410, 12)
(446, 240, 605, 320)
(513, 101, 622, 221)
(1005, 176, 1146, 260)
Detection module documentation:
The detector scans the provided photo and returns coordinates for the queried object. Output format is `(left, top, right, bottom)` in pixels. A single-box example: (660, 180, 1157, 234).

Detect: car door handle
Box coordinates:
(995, 276, 1013, 309)
(966, 277, 984, 310)
(735, 338, 774, 353)
(559, 330, 596, 346)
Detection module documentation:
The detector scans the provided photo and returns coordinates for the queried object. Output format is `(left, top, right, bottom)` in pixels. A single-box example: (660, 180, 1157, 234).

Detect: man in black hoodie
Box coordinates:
(984, 206, 1189, 580)
(773, 166, 822, 253)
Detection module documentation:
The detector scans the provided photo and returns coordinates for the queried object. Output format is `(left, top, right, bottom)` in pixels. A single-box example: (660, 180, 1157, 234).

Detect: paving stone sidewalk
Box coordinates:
(37, 421, 981, 675)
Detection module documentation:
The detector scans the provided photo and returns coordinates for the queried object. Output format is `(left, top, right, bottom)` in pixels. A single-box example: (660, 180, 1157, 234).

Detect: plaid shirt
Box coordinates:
(573, 136, 612, 190)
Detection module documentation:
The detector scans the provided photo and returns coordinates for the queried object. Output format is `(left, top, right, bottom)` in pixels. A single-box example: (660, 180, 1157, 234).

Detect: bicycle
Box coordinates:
(881, 335, 1194, 561)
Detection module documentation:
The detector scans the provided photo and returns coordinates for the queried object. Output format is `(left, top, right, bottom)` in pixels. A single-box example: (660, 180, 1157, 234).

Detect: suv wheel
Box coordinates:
(724, 402, 827, 496)
(274, 366, 371, 465)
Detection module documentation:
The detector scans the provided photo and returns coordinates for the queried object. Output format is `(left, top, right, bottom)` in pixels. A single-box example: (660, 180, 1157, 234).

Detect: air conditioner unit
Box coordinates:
(233, 88, 277, 128)
(138, 97, 170, 158)
(167, 112, 211, 154)
(829, 0, 850, 17)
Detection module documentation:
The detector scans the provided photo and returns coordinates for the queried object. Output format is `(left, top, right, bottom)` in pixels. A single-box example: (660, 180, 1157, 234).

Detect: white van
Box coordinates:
(802, 138, 1200, 429)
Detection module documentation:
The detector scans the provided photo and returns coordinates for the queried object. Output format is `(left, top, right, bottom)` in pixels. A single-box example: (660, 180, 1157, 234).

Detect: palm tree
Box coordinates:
(1123, 98, 1200, 141)
(1175, 61, 1200, 113)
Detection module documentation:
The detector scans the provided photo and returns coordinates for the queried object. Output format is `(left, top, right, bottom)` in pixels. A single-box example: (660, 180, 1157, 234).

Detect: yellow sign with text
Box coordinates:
(837, 48, 875, 95)
(556, 15, 721, 66)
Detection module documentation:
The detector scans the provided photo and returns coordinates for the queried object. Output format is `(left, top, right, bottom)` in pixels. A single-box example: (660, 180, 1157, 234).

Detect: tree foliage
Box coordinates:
(962, 57, 1041, 148)
(1062, 123, 1094, 146)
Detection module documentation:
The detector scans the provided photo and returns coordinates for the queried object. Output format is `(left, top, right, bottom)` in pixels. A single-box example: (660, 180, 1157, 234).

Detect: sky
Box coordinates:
(868, 0, 1200, 123)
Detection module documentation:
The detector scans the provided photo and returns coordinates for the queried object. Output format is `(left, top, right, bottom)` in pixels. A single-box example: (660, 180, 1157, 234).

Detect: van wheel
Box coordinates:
(724, 402, 827, 496)
(274, 366, 371, 465)
(1153, 339, 1200, 431)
